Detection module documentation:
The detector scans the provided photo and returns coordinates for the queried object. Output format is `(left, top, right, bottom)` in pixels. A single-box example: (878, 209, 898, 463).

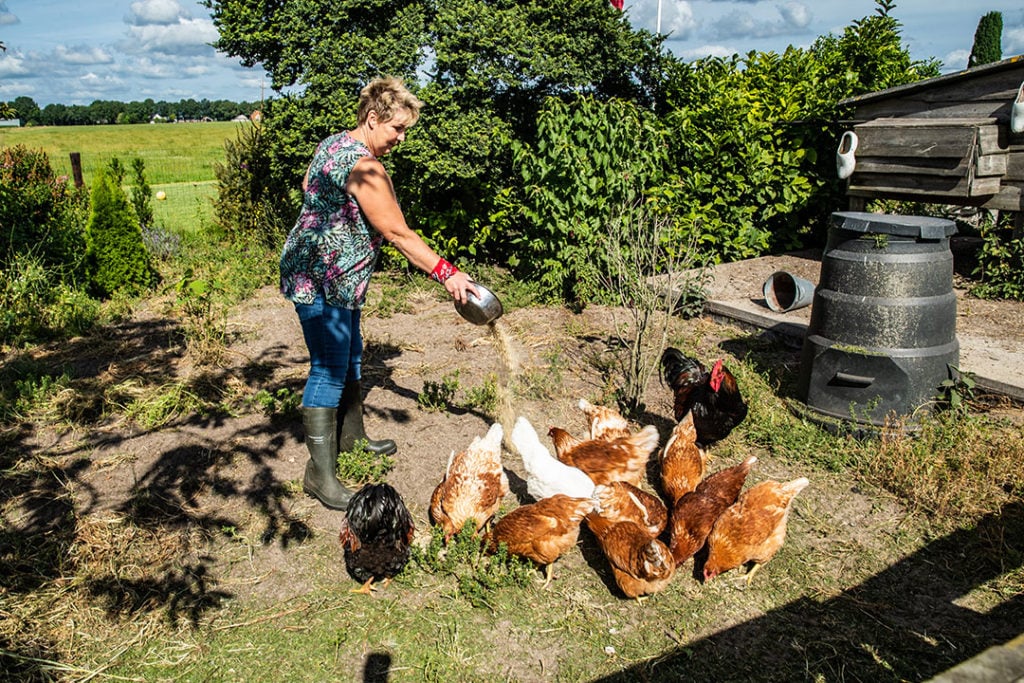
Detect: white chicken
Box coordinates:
(511, 416, 596, 502)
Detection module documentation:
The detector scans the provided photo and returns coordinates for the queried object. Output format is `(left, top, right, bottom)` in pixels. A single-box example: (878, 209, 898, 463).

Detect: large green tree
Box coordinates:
(968, 11, 1003, 68)
(202, 0, 668, 261)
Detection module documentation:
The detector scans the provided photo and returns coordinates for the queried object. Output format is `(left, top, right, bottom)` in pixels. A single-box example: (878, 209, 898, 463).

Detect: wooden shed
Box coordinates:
(837, 55, 1024, 213)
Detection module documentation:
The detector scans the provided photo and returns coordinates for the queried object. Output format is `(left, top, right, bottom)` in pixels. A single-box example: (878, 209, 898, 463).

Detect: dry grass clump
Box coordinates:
(866, 409, 1024, 520)
(1, 509, 208, 680)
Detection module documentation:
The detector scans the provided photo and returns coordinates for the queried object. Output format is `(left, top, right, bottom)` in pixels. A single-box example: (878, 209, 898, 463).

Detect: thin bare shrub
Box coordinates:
(595, 198, 711, 417)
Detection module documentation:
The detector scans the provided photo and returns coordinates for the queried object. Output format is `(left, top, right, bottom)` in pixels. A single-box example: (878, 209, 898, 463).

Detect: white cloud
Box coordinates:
(1005, 27, 1024, 57)
(77, 71, 127, 98)
(54, 45, 114, 65)
(128, 0, 189, 26)
(711, 4, 812, 40)
(778, 2, 811, 30)
(0, 0, 17, 26)
(664, 1, 699, 38)
(627, 0, 699, 39)
(940, 49, 970, 72)
(127, 17, 219, 56)
(0, 51, 28, 77)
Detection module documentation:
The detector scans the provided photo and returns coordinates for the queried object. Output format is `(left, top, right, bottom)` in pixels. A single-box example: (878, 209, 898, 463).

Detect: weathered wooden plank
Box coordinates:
(838, 59, 1024, 209)
(850, 101, 1012, 121)
(978, 182, 1024, 211)
(855, 117, 998, 127)
(977, 125, 1007, 155)
(848, 171, 1001, 198)
(1005, 153, 1024, 181)
(844, 62, 1024, 111)
(854, 123, 978, 158)
(854, 156, 968, 177)
(976, 153, 1008, 177)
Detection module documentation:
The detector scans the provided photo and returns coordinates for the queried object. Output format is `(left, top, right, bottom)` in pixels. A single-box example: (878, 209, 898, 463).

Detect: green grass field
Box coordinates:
(0, 120, 245, 186)
(0, 121, 245, 235)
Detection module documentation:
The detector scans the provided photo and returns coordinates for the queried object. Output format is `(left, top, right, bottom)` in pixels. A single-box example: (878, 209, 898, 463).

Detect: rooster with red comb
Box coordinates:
(660, 347, 748, 447)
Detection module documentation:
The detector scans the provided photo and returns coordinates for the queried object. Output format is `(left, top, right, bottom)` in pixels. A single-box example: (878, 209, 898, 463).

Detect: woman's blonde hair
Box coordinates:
(356, 77, 423, 126)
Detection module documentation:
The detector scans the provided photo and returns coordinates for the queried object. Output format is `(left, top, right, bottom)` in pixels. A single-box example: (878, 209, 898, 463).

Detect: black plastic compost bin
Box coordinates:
(796, 211, 959, 427)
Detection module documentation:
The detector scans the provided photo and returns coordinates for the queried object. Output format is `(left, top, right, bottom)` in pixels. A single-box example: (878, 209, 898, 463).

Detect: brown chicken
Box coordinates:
(592, 481, 668, 538)
(484, 494, 595, 587)
(585, 513, 675, 600)
(661, 347, 748, 447)
(703, 476, 810, 584)
(577, 398, 631, 441)
(668, 455, 757, 566)
(429, 423, 509, 541)
(659, 410, 709, 505)
(547, 424, 660, 487)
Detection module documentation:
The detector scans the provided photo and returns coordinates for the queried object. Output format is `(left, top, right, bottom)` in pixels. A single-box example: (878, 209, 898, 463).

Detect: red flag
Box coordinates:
(610, 0, 623, 9)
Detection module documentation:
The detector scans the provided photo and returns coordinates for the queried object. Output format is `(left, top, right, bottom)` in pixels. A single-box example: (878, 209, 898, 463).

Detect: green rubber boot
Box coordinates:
(338, 380, 398, 455)
(302, 407, 355, 510)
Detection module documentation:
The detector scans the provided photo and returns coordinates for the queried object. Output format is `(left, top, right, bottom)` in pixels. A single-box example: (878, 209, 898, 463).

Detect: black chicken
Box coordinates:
(660, 347, 748, 447)
(338, 483, 415, 594)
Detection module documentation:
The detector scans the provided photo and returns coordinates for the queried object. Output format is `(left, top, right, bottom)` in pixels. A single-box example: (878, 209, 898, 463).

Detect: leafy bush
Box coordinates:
(212, 119, 294, 250)
(509, 95, 670, 305)
(85, 163, 159, 298)
(0, 252, 100, 346)
(0, 145, 88, 281)
(970, 215, 1024, 300)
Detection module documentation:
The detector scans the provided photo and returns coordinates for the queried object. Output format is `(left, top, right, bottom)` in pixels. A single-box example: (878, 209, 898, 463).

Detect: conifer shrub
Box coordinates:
(968, 12, 1002, 68)
(129, 157, 154, 230)
(85, 163, 159, 298)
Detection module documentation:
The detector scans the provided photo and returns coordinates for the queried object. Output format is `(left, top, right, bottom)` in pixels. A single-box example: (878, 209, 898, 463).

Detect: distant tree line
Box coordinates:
(2, 96, 258, 126)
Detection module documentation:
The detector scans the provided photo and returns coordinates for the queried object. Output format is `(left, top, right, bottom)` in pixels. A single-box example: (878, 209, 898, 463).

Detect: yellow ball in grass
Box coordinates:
(155, 190, 167, 200)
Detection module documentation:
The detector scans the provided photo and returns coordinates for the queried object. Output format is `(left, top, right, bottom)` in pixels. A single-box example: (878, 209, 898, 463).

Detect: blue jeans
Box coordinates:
(295, 294, 362, 408)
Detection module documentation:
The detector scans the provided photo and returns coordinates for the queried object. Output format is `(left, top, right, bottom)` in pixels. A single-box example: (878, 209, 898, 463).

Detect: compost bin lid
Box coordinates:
(830, 211, 957, 240)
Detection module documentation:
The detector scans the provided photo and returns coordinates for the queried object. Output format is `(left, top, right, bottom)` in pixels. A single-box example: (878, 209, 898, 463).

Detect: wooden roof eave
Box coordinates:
(837, 54, 1024, 109)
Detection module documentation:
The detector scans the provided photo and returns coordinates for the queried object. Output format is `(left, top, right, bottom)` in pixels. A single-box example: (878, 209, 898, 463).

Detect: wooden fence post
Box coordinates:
(69, 152, 83, 188)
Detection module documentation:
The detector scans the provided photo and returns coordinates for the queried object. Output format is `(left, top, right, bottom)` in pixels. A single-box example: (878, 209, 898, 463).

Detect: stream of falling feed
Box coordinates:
(486, 318, 521, 452)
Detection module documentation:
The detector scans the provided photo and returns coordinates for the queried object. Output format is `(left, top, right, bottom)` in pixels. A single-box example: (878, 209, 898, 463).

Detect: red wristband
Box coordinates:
(430, 258, 459, 284)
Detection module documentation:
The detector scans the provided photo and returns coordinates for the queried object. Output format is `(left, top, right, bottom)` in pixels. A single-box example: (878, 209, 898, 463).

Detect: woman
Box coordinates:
(280, 77, 476, 510)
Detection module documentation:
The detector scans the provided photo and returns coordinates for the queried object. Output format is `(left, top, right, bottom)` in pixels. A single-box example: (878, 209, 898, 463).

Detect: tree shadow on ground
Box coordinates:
(0, 312, 352, 679)
(589, 501, 1024, 682)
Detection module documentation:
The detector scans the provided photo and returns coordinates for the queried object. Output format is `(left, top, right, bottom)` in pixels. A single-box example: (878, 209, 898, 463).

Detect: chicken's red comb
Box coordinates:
(709, 359, 724, 392)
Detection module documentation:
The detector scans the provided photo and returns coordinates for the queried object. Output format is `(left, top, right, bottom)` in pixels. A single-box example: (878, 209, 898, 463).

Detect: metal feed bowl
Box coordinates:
(454, 283, 504, 325)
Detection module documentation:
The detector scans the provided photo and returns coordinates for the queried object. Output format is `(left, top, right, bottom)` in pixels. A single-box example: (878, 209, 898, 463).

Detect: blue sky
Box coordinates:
(1, 0, 1023, 107)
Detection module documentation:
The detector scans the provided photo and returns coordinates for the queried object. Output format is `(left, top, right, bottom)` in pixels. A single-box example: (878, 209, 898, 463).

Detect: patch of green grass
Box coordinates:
(151, 180, 218, 238)
(418, 370, 460, 412)
(463, 374, 499, 415)
(337, 439, 395, 484)
(0, 122, 243, 187)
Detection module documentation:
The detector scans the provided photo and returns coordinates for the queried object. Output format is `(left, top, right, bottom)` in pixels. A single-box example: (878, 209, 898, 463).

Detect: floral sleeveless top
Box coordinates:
(279, 132, 384, 309)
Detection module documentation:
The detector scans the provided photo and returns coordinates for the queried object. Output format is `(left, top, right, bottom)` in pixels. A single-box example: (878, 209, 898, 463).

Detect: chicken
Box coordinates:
(668, 455, 757, 566)
(591, 481, 668, 538)
(338, 483, 416, 594)
(546, 424, 660, 487)
(429, 422, 509, 541)
(585, 513, 675, 600)
(547, 426, 584, 459)
(659, 410, 709, 504)
(661, 347, 748, 447)
(577, 398, 631, 441)
(511, 416, 595, 501)
(703, 476, 810, 584)
(484, 494, 595, 587)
